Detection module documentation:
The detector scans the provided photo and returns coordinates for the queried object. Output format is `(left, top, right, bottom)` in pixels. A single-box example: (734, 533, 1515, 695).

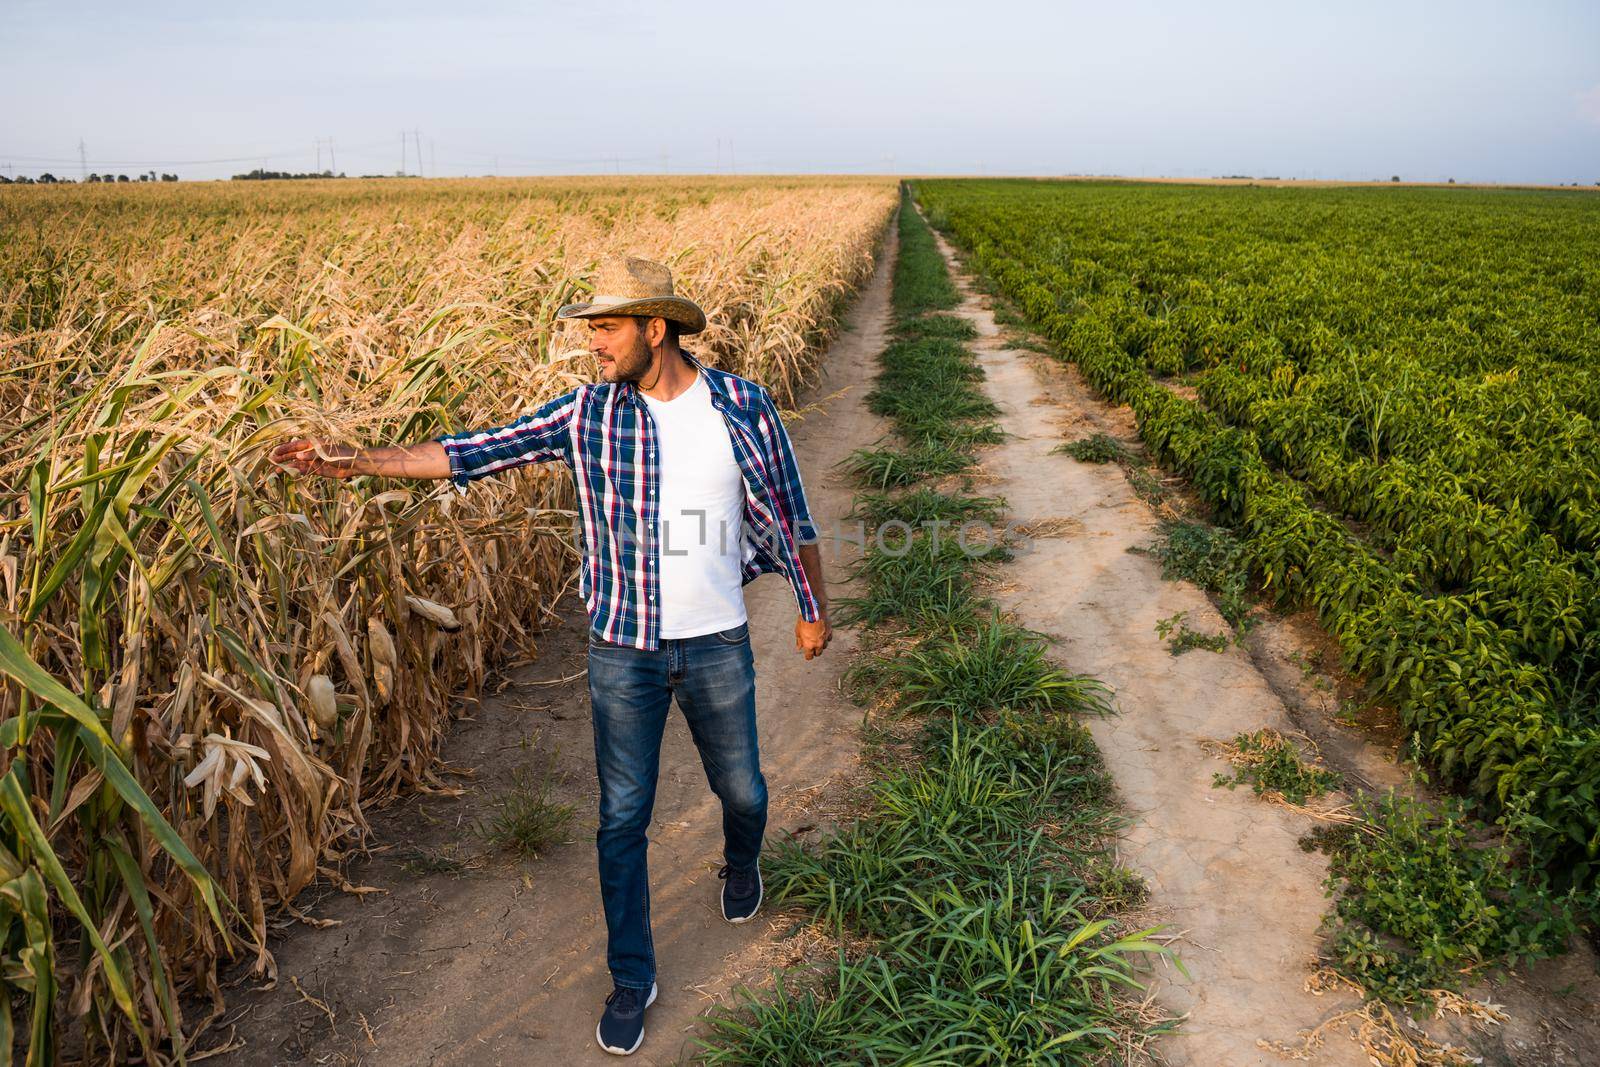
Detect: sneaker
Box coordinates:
(718, 861, 763, 923)
(596, 981, 657, 1056)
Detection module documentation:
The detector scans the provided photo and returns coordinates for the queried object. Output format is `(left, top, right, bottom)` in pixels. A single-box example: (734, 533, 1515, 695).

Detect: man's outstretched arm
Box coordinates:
(269, 440, 451, 479)
(270, 387, 579, 484)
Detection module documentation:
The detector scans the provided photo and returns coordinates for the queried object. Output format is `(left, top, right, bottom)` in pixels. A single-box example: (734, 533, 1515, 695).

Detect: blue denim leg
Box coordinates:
(669, 622, 767, 871)
(586, 621, 765, 990)
(587, 634, 671, 990)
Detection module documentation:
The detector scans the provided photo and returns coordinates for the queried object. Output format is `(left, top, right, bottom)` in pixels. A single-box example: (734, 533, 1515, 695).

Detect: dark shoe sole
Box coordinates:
(721, 868, 763, 924)
(596, 981, 657, 1056)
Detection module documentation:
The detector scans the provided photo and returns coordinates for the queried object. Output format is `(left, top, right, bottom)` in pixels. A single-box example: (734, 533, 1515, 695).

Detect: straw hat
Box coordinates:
(556, 255, 707, 334)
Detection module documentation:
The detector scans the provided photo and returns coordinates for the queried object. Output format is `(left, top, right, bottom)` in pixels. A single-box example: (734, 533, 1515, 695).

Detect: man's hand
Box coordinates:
(795, 613, 832, 660)
(793, 541, 831, 659)
(270, 439, 364, 478)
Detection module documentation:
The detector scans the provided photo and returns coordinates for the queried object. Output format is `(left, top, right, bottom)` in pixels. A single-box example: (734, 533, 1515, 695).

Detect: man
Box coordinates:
(270, 255, 832, 1057)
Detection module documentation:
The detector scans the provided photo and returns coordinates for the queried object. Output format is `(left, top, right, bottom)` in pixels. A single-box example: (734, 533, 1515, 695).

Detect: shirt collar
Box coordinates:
(619, 348, 729, 409)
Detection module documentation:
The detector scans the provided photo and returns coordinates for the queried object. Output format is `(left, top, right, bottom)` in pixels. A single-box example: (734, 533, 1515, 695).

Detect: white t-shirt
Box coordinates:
(638, 369, 750, 639)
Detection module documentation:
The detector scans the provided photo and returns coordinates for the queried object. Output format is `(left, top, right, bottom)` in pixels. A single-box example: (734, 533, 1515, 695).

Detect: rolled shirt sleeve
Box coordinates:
(433, 387, 580, 489)
(751, 385, 824, 623)
(753, 386, 820, 547)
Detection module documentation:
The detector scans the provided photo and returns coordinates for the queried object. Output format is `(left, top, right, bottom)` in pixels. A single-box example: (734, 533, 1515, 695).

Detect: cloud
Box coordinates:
(1578, 85, 1600, 126)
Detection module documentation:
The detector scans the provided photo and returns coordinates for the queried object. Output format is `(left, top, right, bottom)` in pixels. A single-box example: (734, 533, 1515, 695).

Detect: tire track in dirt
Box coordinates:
(216, 222, 896, 1066)
(925, 227, 1370, 1067)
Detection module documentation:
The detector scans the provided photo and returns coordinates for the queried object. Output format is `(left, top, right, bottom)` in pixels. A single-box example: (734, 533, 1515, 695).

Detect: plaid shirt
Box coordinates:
(434, 350, 823, 650)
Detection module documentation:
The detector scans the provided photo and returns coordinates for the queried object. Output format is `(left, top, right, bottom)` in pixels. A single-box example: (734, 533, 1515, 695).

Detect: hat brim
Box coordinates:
(556, 296, 706, 335)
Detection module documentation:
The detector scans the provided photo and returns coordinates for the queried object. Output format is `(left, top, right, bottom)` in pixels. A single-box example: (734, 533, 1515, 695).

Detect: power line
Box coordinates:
(424, 140, 655, 166)
(0, 148, 316, 166)
(5, 138, 721, 178)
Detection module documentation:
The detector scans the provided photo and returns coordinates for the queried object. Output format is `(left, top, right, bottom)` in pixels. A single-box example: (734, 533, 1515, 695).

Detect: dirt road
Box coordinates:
(215, 224, 895, 1066)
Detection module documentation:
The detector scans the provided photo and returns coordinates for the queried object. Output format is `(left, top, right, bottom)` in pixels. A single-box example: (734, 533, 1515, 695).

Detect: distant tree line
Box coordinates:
(231, 169, 349, 181)
(0, 171, 178, 184)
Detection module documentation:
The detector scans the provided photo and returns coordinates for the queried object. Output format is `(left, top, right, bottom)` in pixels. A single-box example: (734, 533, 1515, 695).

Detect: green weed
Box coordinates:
(1154, 610, 1231, 654)
(1127, 465, 1168, 507)
(1052, 432, 1125, 464)
(1210, 729, 1342, 806)
(1315, 792, 1591, 1008)
(396, 844, 473, 876)
(1149, 519, 1255, 629)
(474, 756, 575, 861)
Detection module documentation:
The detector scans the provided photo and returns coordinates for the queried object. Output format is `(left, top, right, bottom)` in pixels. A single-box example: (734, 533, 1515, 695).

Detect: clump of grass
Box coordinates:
(1084, 855, 1150, 912)
(697, 957, 905, 1064)
(475, 756, 575, 860)
(1209, 728, 1342, 806)
(834, 544, 979, 633)
(1313, 792, 1591, 1009)
(849, 486, 1004, 529)
(396, 844, 473, 876)
(1154, 610, 1231, 654)
(868, 343, 999, 440)
(841, 440, 973, 489)
(992, 303, 1028, 328)
(1052, 432, 1125, 463)
(893, 313, 977, 341)
(834, 528, 1010, 632)
(1011, 336, 1057, 355)
(882, 613, 1113, 721)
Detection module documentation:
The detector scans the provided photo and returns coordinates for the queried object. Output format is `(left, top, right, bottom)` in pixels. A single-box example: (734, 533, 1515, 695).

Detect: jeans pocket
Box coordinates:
(713, 621, 750, 645)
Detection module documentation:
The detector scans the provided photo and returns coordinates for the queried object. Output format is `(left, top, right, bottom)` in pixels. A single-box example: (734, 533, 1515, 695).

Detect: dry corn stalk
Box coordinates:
(0, 174, 897, 1058)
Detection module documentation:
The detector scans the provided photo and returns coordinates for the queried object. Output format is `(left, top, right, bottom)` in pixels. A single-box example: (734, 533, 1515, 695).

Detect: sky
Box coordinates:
(2, 0, 1598, 185)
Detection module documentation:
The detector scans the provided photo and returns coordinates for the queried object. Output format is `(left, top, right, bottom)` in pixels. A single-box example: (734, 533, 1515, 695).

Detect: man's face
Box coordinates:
(587, 316, 654, 383)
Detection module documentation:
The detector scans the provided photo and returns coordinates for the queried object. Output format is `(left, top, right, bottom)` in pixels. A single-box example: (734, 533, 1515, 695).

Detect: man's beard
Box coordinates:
(611, 332, 654, 383)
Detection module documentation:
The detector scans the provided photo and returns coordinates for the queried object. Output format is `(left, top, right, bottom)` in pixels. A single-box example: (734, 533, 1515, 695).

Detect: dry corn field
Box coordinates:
(0, 176, 897, 1061)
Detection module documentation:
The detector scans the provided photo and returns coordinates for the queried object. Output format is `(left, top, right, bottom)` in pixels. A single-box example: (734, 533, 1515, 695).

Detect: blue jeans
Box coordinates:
(586, 620, 766, 990)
